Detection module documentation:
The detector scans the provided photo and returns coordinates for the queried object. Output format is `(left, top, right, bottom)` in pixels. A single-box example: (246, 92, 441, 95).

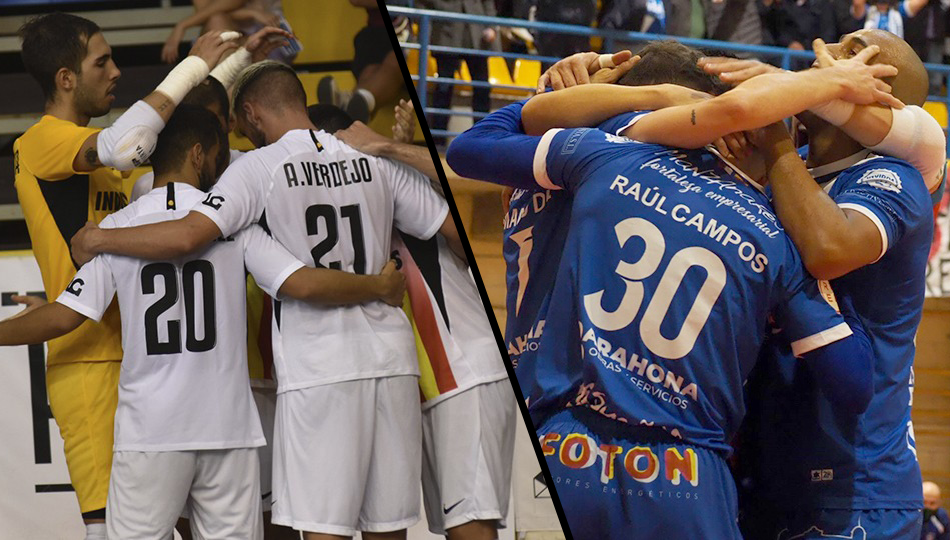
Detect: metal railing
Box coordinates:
(388, 5, 950, 151)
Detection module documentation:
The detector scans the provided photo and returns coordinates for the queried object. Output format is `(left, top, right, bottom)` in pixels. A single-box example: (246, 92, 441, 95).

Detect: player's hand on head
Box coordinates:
(378, 260, 407, 307)
(70, 221, 101, 267)
(538, 50, 640, 92)
(7, 295, 47, 321)
(813, 39, 904, 109)
(716, 131, 753, 161)
(392, 99, 416, 144)
(590, 54, 641, 85)
(244, 25, 293, 63)
(337, 121, 391, 155)
(698, 56, 785, 85)
(188, 30, 241, 69)
(748, 122, 795, 154)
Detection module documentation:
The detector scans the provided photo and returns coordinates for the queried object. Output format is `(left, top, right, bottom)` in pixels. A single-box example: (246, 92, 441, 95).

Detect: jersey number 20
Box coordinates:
(142, 261, 216, 356)
(584, 217, 726, 359)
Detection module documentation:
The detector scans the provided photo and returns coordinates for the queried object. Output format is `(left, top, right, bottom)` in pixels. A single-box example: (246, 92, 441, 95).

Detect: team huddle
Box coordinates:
(2, 12, 515, 540)
(448, 30, 944, 540)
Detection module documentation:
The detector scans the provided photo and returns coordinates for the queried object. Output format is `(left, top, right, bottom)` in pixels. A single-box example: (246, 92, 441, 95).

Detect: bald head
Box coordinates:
(924, 481, 942, 511)
(832, 29, 929, 107)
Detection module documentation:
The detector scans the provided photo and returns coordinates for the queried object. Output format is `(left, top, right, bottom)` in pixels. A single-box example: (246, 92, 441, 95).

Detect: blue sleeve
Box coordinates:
(539, 127, 647, 193)
(445, 101, 541, 189)
(596, 111, 652, 137)
(800, 293, 873, 415)
(773, 248, 851, 357)
(833, 160, 931, 259)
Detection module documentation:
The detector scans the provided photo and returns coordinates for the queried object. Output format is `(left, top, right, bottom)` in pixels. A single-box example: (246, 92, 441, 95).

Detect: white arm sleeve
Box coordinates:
(97, 100, 165, 171)
(241, 225, 305, 299)
(869, 105, 947, 193)
(192, 154, 268, 238)
(55, 255, 116, 322)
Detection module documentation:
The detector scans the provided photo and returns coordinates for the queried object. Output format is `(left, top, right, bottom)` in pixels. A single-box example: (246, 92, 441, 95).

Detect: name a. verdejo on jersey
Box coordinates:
(283, 158, 373, 188)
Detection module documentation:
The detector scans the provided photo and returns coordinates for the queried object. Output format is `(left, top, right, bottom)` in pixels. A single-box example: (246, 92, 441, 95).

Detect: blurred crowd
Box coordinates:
(409, 0, 950, 96)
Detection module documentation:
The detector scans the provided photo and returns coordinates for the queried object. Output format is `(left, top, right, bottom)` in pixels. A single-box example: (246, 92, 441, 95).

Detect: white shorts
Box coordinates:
(252, 385, 277, 510)
(271, 376, 422, 536)
(107, 448, 263, 540)
(422, 380, 517, 535)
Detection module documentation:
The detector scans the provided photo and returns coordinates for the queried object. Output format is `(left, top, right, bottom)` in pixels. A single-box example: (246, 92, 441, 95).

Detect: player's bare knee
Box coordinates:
(446, 520, 499, 540)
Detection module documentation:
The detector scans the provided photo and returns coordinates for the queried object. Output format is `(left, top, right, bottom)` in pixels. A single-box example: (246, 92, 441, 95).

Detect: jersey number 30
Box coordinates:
(142, 261, 216, 356)
(584, 217, 726, 359)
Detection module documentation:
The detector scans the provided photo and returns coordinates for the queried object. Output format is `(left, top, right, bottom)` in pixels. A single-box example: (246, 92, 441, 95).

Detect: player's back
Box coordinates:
(530, 128, 846, 453)
(755, 155, 931, 511)
(198, 129, 448, 391)
(393, 230, 507, 406)
(66, 183, 266, 451)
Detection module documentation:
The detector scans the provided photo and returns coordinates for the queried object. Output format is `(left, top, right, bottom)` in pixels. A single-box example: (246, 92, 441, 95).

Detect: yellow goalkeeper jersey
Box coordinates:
(14, 115, 125, 365)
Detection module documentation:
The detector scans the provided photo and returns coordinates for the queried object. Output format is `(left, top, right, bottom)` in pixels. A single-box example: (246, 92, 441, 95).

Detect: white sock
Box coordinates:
(355, 88, 376, 112)
(85, 522, 107, 540)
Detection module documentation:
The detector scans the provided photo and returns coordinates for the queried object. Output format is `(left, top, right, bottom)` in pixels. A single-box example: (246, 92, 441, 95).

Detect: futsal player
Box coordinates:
(14, 14, 241, 539)
(312, 106, 518, 540)
(742, 31, 936, 538)
(69, 61, 461, 540)
(518, 32, 935, 537)
(0, 105, 407, 539)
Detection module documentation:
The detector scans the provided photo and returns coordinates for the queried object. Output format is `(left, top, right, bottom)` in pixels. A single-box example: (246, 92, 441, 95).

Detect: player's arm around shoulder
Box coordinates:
(278, 260, 407, 307)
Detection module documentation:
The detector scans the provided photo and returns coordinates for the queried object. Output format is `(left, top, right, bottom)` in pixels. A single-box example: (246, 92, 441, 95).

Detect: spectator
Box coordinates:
(833, 0, 865, 36)
(317, 0, 405, 123)
(923, 481, 950, 540)
(903, 0, 948, 94)
(162, 0, 299, 65)
(598, 0, 668, 53)
(851, 0, 927, 38)
(532, 0, 597, 59)
(704, 0, 763, 50)
(760, 0, 837, 52)
(416, 0, 500, 142)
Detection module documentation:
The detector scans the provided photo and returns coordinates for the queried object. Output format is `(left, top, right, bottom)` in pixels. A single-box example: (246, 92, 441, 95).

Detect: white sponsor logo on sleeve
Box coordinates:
(856, 168, 902, 193)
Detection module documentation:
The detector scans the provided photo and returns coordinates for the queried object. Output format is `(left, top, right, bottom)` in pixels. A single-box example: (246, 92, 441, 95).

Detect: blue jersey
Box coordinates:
(754, 154, 932, 510)
(528, 126, 852, 454)
(502, 107, 643, 404)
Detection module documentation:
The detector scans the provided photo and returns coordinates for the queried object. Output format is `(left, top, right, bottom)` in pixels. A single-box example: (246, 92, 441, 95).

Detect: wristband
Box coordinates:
(155, 56, 210, 105)
(210, 48, 252, 88)
(809, 99, 856, 126)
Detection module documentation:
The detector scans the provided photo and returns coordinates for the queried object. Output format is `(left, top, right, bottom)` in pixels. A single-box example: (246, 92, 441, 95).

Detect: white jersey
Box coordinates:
(131, 149, 245, 202)
(57, 182, 304, 451)
(194, 129, 449, 392)
(392, 231, 507, 409)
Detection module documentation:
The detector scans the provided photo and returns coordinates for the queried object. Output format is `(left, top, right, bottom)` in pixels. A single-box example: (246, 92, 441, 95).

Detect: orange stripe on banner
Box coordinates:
(401, 244, 457, 395)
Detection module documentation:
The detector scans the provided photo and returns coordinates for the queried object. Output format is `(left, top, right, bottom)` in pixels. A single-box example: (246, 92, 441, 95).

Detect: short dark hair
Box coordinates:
(232, 60, 307, 118)
(307, 104, 354, 134)
(182, 77, 230, 120)
(19, 13, 101, 103)
(150, 105, 225, 178)
(619, 41, 730, 95)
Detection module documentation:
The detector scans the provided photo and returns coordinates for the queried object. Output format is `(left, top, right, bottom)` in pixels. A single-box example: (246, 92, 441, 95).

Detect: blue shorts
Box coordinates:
(538, 408, 741, 540)
(775, 508, 923, 539)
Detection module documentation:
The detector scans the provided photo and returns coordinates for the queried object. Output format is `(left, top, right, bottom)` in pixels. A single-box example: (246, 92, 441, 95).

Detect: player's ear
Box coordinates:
(55, 67, 75, 94)
(190, 142, 204, 173)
